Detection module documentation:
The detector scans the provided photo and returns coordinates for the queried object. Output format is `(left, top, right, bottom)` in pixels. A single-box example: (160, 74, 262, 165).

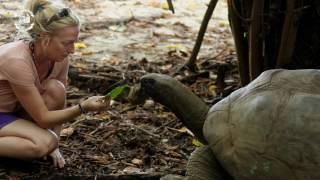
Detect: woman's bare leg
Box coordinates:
(14, 79, 66, 132)
(42, 79, 66, 138)
(0, 79, 66, 166)
(0, 119, 57, 159)
(41, 79, 67, 168)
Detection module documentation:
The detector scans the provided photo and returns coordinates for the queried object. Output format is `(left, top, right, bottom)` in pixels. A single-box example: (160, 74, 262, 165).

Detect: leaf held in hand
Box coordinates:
(105, 85, 130, 100)
(192, 138, 203, 147)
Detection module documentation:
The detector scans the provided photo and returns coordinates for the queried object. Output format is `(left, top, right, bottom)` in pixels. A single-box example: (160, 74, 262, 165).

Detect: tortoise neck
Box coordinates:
(141, 75, 209, 144)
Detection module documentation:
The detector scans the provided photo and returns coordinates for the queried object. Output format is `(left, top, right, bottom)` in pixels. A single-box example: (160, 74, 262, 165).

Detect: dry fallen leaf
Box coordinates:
(177, 127, 194, 136)
(161, 2, 169, 10)
(131, 158, 143, 166)
(143, 99, 155, 109)
(166, 44, 187, 52)
(123, 166, 142, 174)
(208, 84, 217, 96)
(60, 127, 74, 137)
(74, 42, 87, 49)
(81, 51, 94, 56)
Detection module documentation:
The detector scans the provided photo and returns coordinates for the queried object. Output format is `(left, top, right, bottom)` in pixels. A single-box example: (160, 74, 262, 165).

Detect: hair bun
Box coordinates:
(24, 0, 51, 15)
(22, 0, 80, 40)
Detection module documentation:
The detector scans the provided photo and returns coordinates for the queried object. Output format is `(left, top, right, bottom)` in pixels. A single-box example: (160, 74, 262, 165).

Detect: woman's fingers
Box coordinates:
(82, 96, 110, 112)
(93, 96, 109, 108)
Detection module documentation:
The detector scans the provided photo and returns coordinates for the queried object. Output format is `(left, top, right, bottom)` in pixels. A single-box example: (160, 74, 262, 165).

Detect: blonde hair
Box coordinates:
(23, 0, 80, 40)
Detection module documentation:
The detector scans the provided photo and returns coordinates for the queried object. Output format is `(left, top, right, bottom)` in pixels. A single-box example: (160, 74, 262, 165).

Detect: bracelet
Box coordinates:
(47, 129, 59, 140)
(78, 103, 86, 114)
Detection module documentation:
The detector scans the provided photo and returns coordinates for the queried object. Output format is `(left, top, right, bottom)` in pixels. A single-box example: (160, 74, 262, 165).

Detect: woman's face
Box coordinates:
(46, 25, 80, 62)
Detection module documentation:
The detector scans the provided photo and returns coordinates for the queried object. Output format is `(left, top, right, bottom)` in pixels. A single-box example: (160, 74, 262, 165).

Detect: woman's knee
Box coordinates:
(42, 79, 66, 110)
(0, 120, 58, 158)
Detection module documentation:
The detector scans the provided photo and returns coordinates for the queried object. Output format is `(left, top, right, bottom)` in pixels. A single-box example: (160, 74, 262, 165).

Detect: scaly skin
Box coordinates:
(140, 73, 209, 144)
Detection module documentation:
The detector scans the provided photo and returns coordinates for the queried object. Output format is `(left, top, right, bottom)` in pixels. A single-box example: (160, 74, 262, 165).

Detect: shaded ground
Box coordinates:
(0, 0, 237, 179)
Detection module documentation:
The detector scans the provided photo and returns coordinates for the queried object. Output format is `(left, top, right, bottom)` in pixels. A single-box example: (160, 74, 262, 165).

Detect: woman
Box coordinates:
(0, 0, 108, 168)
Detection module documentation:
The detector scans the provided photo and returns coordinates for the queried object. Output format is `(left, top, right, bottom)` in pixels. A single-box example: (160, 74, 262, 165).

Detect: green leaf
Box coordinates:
(192, 138, 203, 147)
(105, 85, 130, 100)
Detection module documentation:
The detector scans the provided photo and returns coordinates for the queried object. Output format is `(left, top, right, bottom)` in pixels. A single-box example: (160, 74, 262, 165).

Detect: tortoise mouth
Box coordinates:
(141, 77, 156, 91)
(140, 76, 172, 105)
(140, 74, 166, 98)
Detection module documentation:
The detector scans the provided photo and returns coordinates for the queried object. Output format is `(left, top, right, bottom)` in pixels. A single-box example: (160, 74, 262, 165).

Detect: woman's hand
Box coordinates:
(80, 96, 109, 112)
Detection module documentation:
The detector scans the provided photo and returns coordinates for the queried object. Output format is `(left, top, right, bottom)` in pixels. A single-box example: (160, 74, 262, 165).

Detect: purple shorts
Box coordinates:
(0, 112, 18, 129)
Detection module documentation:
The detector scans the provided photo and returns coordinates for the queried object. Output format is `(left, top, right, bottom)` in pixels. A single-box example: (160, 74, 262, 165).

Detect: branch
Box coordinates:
(185, 0, 219, 71)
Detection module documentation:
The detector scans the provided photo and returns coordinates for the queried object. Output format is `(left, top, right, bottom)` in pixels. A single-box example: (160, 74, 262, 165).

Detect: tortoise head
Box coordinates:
(140, 73, 209, 144)
(140, 73, 176, 101)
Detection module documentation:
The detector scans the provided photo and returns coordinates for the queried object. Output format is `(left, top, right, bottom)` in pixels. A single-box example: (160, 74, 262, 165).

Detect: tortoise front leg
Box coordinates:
(187, 146, 233, 180)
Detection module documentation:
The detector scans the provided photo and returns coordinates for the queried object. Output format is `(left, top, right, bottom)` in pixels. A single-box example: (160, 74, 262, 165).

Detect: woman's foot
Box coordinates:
(49, 148, 65, 168)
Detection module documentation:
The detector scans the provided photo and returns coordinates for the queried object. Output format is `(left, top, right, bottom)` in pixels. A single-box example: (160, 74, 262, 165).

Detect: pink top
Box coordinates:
(0, 41, 69, 112)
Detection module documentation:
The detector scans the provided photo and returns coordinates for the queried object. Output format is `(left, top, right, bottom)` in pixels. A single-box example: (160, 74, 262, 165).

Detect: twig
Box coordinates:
(167, 0, 175, 14)
(198, 47, 229, 65)
(129, 124, 161, 138)
(89, 120, 114, 135)
(153, 120, 176, 133)
(184, 0, 219, 72)
(69, 117, 86, 128)
(166, 127, 194, 137)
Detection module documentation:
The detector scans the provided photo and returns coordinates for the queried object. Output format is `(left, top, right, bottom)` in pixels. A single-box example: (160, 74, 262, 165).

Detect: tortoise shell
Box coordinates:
(204, 69, 320, 180)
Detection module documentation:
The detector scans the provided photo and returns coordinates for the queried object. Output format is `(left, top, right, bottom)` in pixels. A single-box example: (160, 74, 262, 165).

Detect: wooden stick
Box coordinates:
(248, 0, 265, 80)
(129, 123, 161, 138)
(276, 0, 303, 68)
(167, 0, 175, 14)
(185, 0, 219, 71)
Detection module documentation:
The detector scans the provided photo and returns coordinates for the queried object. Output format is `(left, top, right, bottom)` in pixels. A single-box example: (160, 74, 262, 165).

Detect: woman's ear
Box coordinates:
(40, 33, 51, 47)
(44, 36, 51, 47)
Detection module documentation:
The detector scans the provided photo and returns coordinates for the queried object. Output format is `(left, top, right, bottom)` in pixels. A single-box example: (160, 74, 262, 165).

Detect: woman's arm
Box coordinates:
(11, 84, 106, 128)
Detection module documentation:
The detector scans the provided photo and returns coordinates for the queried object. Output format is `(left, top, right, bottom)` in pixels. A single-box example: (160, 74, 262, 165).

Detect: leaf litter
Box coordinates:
(0, 0, 239, 179)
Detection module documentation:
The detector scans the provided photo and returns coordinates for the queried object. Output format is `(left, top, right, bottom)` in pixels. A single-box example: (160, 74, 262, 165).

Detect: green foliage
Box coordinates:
(192, 138, 204, 147)
(105, 85, 130, 100)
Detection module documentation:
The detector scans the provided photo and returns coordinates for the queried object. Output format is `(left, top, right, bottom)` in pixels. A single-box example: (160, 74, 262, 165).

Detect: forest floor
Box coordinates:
(0, 0, 238, 179)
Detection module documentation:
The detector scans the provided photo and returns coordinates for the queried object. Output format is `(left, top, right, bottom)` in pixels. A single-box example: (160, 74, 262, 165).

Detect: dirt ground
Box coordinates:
(0, 0, 238, 179)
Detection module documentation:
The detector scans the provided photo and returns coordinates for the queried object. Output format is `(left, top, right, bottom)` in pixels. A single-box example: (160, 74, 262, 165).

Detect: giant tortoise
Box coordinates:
(128, 69, 320, 180)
